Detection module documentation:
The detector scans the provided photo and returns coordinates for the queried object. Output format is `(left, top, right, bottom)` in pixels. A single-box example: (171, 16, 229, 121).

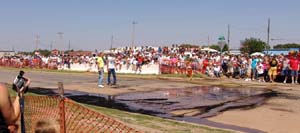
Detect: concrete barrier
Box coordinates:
(58, 63, 160, 75)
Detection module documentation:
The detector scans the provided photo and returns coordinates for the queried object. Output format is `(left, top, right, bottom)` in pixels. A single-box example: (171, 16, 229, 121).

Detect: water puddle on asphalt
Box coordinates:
(114, 86, 275, 133)
(116, 86, 273, 118)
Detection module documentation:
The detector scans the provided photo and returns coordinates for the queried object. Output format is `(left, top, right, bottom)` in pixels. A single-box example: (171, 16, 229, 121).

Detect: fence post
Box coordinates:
(58, 82, 66, 133)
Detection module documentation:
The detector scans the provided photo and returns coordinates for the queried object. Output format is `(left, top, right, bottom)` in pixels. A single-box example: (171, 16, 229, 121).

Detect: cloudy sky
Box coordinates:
(0, 0, 300, 51)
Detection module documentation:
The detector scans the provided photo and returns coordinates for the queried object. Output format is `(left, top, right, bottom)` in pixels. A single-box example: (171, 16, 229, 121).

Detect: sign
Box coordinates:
(218, 35, 225, 41)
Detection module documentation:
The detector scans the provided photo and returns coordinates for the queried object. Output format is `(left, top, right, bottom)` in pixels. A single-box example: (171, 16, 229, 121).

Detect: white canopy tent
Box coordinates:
(250, 52, 265, 56)
(201, 47, 219, 53)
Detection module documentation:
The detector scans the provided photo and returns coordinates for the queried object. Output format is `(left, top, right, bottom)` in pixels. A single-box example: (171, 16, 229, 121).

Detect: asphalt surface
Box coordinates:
(0, 69, 196, 95)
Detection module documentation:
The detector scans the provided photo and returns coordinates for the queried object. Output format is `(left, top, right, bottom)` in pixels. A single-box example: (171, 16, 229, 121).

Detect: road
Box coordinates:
(0, 69, 196, 95)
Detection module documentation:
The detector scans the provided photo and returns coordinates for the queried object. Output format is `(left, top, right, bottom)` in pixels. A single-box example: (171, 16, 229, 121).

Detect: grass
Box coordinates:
(84, 104, 232, 133)
(7, 84, 40, 97)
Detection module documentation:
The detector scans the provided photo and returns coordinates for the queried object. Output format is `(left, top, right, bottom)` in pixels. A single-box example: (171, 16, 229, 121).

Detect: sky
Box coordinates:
(0, 0, 300, 51)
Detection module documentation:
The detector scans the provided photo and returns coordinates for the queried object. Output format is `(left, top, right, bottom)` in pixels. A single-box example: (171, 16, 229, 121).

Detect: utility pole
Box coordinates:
(131, 21, 137, 46)
(267, 18, 270, 52)
(35, 35, 40, 51)
(57, 32, 64, 50)
(207, 35, 210, 47)
(50, 41, 53, 51)
(110, 35, 114, 50)
(227, 24, 230, 50)
(68, 40, 71, 51)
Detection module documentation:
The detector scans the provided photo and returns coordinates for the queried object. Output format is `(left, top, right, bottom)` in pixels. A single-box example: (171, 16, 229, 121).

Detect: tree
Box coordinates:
(209, 45, 221, 51)
(65, 49, 74, 54)
(208, 44, 228, 52)
(39, 49, 51, 56)
(240, 38, 267, 54)
(222, 44, 229, 52)
(273, 43, 300, 49)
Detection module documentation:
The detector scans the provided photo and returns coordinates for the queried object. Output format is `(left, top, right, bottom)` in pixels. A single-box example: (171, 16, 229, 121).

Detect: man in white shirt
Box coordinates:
(107, 53, 117, 85)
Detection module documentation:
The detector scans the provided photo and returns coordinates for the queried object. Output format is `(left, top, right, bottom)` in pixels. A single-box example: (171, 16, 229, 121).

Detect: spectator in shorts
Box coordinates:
(282, 57, 290, 84)
(256, 61, 264, 82)
(289, 55, 299, 84)
(268, 56, 278, 83)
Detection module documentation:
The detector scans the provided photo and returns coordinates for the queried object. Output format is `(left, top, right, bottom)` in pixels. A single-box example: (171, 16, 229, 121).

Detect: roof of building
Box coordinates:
(0, 50, 15, 52)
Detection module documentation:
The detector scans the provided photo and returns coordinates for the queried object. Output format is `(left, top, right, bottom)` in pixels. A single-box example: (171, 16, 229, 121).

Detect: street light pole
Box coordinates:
(227, 24, 230, 50)
(110, 35, 114, 50)
(35, 35, 40, 51)
(267, 18, 270, 54)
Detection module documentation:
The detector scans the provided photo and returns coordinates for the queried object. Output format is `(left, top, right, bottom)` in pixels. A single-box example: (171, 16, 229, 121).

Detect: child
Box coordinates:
(256, 61, 265, 82)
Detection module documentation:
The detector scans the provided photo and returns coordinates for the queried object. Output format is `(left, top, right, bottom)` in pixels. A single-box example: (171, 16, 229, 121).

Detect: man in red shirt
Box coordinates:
(136, 55, 143, 74)
(289, 56, 299, 84)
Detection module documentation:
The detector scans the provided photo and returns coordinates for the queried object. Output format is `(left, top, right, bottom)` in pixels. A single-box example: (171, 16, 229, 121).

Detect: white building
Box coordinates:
(0, 51, 15, 57)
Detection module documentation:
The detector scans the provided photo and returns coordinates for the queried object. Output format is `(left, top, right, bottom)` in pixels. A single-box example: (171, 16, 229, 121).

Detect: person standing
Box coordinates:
(268, 56, 278, 83)
(107, 53, 117, 85)
(1, 70, 30, 132)
(289, 55, 299, 84)
(251, 56, 258, 80)
(97, 53, 105, 88)
(256, 61, 265, 82)
(136, 54, 143, 74)
(282, 57, 290, 84)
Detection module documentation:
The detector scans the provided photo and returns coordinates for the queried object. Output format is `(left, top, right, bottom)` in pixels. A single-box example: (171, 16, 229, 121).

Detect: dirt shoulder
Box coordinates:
(191, 78, 300, 133)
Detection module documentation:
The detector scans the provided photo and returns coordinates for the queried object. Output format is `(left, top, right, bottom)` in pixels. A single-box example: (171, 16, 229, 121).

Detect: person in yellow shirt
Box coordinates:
(97, 52, 105, 88)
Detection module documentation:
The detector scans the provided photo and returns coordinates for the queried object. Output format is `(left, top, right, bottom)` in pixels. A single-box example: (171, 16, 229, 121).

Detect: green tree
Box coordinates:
(222, 44, 229, 52)
(208, 44, 228, 52)
(18, 51, 34, 56)
(273, 43, 300, 49)
(65, 49, 74, 54)
(209, 45, 221, 51)
(240, 38, 267, 54)
(38, 49, 51, 56)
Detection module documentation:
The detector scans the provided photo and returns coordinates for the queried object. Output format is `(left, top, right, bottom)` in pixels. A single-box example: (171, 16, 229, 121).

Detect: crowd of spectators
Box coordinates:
(0, 45, 299, 84)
